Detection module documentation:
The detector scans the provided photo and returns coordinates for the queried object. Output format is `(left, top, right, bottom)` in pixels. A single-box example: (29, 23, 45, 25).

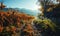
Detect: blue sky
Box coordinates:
(0, 0, 39, 10)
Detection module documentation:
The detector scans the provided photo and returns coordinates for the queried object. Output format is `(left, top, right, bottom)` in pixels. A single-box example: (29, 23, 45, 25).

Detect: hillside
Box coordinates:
(0, 11, 36, 36)
(0, 11, 35, 24)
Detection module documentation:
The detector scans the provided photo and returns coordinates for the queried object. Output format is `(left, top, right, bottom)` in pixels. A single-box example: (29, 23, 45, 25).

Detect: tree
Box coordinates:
(0, 0, 6, 10)
(38, 0, 60, 14)
(37, 0, 60, 36)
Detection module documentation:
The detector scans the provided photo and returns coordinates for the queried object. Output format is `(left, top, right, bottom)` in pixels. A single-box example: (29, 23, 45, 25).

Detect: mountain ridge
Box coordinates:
(1, 8, 40, 16)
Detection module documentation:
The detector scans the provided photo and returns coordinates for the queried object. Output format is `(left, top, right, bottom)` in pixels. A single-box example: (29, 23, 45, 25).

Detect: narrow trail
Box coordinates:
(31, 24, 42, 36)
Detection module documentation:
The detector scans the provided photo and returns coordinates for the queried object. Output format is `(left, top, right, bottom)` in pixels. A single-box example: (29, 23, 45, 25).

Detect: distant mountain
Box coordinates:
(16, 8, 40, 16)
(2, 8, 40, 16)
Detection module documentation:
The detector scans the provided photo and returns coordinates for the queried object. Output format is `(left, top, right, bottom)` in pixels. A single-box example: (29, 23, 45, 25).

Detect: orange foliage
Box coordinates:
(0, 25, 3, 32)
(23, 24, 34, 34)
(11, 26, 16, 32)
(0, 11, 35, 35)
